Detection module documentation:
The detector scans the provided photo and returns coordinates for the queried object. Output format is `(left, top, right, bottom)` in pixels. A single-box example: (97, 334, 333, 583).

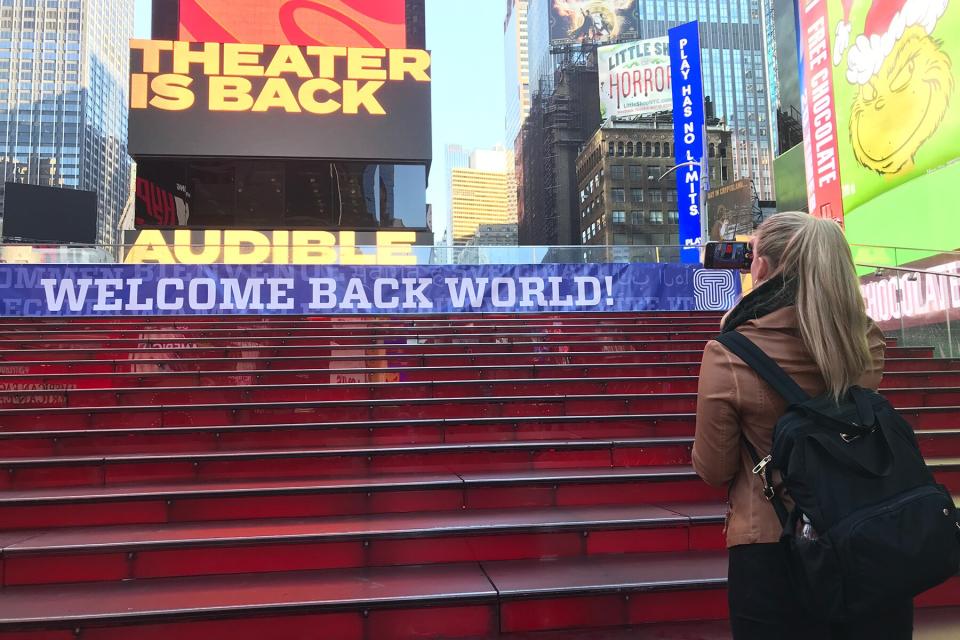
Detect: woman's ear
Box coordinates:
(752, 255, 771, 284)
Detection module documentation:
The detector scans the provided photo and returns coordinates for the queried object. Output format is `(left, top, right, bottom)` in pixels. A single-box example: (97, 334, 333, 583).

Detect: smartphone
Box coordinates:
(704, 241, 753, 270)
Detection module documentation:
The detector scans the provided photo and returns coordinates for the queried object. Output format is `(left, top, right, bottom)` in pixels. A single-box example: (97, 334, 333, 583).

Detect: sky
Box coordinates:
(131, 0, 507, 244)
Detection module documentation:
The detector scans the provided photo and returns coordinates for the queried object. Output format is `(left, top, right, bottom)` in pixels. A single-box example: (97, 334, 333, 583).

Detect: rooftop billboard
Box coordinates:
(127, 41, 432, 162)
(549, 0, 638, 46)
(598, 38, 672, 120)
(178, 0, 406, 48)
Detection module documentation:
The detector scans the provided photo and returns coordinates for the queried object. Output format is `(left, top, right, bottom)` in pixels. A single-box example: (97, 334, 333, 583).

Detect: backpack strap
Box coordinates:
(716, 332, 810, 406)
(716, 331, 803, 527)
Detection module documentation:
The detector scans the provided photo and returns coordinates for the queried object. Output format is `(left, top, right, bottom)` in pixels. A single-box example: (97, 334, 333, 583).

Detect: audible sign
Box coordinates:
(122, 229, 432, 265)
(128, 40, 432, 161)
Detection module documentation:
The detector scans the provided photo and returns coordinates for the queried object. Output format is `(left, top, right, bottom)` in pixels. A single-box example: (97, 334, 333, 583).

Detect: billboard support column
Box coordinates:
(669, 21, 707, 264)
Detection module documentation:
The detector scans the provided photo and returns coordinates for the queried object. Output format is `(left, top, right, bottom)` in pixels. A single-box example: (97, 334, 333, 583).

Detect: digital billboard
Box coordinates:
(598, 38, 671, 120)
(706, 179, 755, 242)
(178, 0, 406, 48)
(669, 21, 706, 264)
(2, 183, 98, 245)
(798, 0, 960, 262)
(549, 0, 638, 46)
(127, 41, 432, 162)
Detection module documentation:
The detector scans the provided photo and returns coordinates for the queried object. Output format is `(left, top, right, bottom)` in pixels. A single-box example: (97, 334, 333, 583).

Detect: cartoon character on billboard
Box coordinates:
(833, 0, 954, 177)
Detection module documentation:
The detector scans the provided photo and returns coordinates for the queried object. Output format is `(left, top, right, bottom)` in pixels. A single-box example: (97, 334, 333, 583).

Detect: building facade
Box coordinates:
(0, 0, 134, 245)
(525, 0, 776, 201)
(576, 119, 733, 256)
(504, 0, 529, 151)
(450, 149, 512, 245)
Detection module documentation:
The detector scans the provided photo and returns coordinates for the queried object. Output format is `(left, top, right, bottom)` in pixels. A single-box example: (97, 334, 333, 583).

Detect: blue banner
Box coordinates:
(0, 264, 741, 317)
(669, 21, 706, 264)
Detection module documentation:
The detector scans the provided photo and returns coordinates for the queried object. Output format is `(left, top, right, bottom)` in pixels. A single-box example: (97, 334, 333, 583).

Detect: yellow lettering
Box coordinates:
(342, 80, 385, 115)
(173, 230, 223, 263)
(173, 41, 221, 75)
(307, 46, 347, 78)
(125, 230, 175, 264)
(347, 48, 387, 80)
(298, 78, 341, 114)
(132, 39, 173, 74)
(377, 231, 417, 265)
(223, 43, 265, 76)
(338, 231, 377, 265)
(253, 78, 301, 112)
(272, 230, 290, 265)
(291, 231, 337, 264)
(266, 45, 313, 78)
(130, 74, 149, 109)
(150, 74, 195, 111)
(223, 230, 271, 264)
(389, 49, 431, 81)
(209, 76, 254, 111)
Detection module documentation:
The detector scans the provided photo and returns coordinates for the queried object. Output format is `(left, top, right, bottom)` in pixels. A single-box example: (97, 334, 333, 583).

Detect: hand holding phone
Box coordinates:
(703, 242, 753, 271)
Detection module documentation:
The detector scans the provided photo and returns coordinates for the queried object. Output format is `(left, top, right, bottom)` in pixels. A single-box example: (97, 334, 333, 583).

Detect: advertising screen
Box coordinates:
(127, 41, 432, 162)
(549, 0, 638, 46)
(598, 38, 671, 120)
(2, 183, 98, 245)
(798, 0, 960, 262)
(706, 179, 755, 242)
(178, 0, 406, 48)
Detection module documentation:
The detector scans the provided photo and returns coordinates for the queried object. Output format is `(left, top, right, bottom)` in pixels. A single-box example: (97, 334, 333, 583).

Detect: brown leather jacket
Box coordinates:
(693, 306, 886, 548)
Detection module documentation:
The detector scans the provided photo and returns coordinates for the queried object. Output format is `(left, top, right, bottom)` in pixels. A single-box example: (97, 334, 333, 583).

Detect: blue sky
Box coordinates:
(132, 0, 506, 242)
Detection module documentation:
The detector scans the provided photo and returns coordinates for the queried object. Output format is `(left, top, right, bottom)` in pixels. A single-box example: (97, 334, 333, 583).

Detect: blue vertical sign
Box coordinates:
(668, 21, 706, 264)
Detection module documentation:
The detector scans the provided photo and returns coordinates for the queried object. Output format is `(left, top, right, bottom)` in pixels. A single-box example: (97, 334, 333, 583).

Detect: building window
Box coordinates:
(612, 210, 626, 224)
(651, 189, 662, 203)
(654, 142, 661, 156)
(608, 142, 615, 156)
(631, 188, 643, 202)
(644, 142, 652, 157)
(663, 142, 670, 156)
(612, 188, 625, 203)
(630, 210, 644, 225)
(617, 142, 624, 156)
(611, 165, 624, 180)
(630, 165, 643, 180)
(667, 210, 679, 224)
(626, 142, 634, 156)
(650, 211, 664, 224)
(665, 189, 676, 202)
(647, 165, 659, 180)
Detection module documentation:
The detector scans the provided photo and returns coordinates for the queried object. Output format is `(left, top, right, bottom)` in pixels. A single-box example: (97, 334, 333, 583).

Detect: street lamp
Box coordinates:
(656, 160, 709, 252)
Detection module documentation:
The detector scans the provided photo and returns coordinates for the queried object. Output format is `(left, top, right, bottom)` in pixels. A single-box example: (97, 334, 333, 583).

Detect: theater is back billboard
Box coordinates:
(128, 41, 432, 161)
(178, 0, 407, 48)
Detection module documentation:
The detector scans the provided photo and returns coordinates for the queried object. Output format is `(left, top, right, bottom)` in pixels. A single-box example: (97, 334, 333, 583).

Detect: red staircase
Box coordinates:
(0, 312, 958, 639)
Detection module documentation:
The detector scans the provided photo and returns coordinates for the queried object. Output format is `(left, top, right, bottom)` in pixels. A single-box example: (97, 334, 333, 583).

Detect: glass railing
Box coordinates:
(858, 263, 960, 359)
(0, 243, 694, 265)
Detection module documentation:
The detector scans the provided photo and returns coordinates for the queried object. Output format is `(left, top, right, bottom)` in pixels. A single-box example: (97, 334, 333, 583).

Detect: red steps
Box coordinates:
(0, 311, 957, 639)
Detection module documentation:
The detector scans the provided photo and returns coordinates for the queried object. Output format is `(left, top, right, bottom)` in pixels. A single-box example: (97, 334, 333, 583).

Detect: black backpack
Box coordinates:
(717, 331, 960, 622)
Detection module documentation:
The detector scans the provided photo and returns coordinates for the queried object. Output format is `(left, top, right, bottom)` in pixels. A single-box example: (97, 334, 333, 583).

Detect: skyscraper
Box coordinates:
(524, 0, 776, 200)
(504, 0, 530, 150)
(450, 148, 512, 245)
(0, 0, 134, 245)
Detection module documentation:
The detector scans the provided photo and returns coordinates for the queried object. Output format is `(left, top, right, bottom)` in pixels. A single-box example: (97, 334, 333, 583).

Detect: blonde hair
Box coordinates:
(755, 212, 872, 402)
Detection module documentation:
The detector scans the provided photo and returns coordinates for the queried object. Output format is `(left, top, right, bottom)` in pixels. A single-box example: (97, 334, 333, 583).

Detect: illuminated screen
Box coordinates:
(179, 0, 406, 48)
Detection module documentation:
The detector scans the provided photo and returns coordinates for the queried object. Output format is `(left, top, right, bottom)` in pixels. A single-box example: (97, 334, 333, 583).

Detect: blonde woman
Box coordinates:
(693, 212, 908, 638)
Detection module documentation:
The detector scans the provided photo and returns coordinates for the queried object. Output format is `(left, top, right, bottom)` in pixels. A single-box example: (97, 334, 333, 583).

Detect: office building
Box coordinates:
(576, 118, 733, 255)
(0, 0, 134, 245)
(525, 0, 776, 200)
(450, 148, 512, 245)
(504, 0, 530, 150)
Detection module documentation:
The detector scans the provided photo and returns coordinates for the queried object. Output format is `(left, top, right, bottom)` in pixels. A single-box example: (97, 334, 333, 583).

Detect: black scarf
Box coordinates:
(721, 273, 797, 333)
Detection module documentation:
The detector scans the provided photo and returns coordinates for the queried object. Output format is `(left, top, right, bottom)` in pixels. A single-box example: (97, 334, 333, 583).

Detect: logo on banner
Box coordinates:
(693, 270, 739, 310)
(668, 21, 706, 264)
